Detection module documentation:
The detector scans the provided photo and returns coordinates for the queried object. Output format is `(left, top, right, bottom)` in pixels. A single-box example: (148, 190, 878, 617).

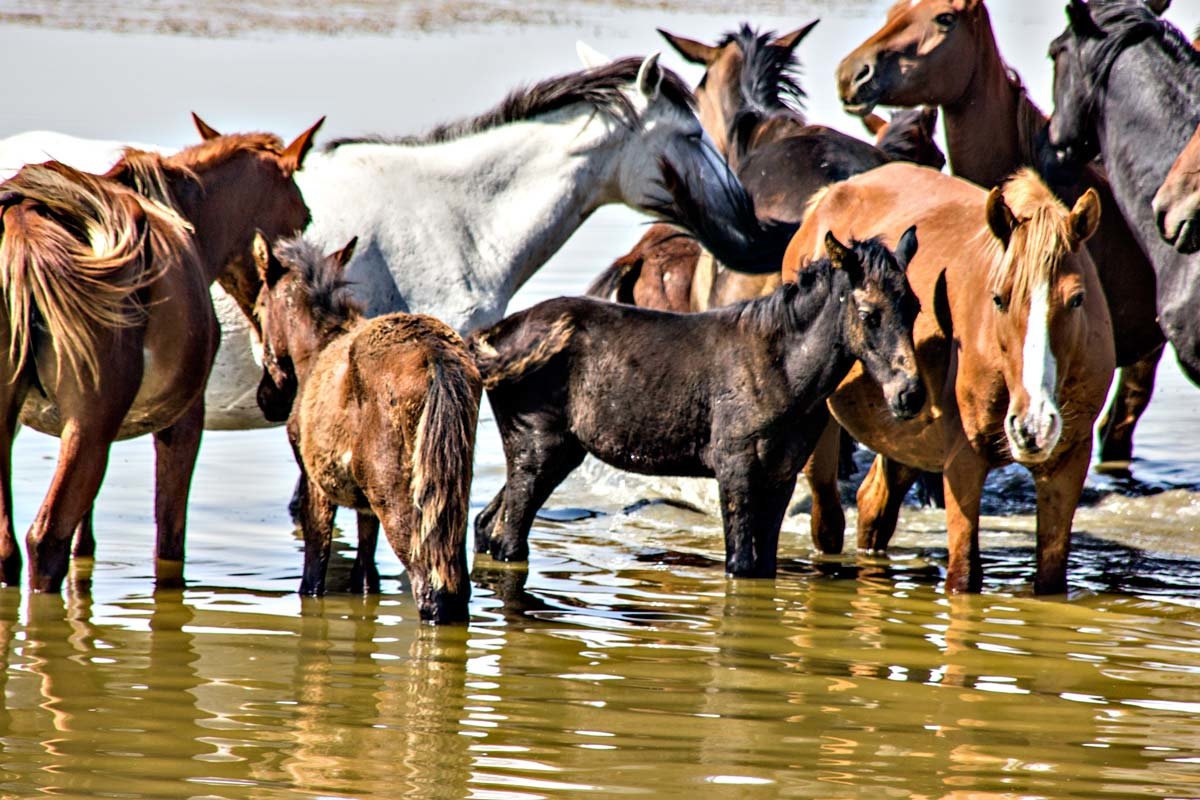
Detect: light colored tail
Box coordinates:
(409, 348, 482, 593)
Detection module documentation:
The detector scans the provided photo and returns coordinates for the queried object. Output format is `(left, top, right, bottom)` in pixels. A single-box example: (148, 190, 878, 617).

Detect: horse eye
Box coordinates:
(1068, 292, 1085, 309)
(858, 308, 881, 329)
(993, 294, 1008, 312)
(935, 12, 957, 27)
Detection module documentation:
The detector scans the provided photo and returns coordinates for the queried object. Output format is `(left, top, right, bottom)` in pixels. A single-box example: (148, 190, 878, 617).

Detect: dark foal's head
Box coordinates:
(824, 229, 925, 419)
(864, 107, 947, 170)
(251, 233, 359, 422)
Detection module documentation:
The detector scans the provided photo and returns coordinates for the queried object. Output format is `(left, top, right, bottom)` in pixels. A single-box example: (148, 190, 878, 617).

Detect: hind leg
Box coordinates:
(152, 395, 205, 587)
(474, 489, 504, 555)
(350, 511, 381, 594)
(803, 417, 846, 554)
(856, 454, 922, 553)
(295, 472, 337, 596)
(0, 374, 28, 586)
(488, 437, 586, 562)
(72, 510, 95, 558)
(1097, 344, 1162, 464)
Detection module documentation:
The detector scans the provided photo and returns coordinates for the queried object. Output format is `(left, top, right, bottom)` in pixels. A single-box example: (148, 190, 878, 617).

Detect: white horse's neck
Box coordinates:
(305, 108, 627, 332)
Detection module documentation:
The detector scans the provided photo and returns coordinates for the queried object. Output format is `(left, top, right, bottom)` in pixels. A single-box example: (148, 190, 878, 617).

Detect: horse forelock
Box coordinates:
(272, 235, 362, 330)
(718, 24, 807, 116)
(324, 57, 695, 151)
(986, 169, 1075, 311)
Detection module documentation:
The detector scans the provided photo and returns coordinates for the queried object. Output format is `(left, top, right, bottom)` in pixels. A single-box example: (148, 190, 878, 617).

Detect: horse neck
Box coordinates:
(768, 277, 854, 393)
(941, 9, 1028, 188)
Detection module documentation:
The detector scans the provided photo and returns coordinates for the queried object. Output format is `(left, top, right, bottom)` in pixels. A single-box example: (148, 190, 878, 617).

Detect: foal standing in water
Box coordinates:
(253, 235, 481, 624)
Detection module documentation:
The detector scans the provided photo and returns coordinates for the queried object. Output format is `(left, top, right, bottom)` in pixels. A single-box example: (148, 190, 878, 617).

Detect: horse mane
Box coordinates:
(325, 57, 695, 150)
(273, 235, 363, 330)
(717, 24, 807, 117)
(1060, 0, 1200, 108)
(985, 169, 1076, 309)
(0, 161, 195, 384)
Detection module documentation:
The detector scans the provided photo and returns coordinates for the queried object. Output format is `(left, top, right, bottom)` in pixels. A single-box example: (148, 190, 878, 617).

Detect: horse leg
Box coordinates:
(490, 437, 586, 563)
(1096, 343, 1163, 464)
(26, 422, 119, 592)
(350, 511, 381, 594)
(474, 488, 504, 555)
(803, 417, 846, 554)
(0, 381, 26, 586)
(856, 454, 922, 553)
(750, 477, 798, 578)
(1033, 443, 1092, 595)
(295, 472, 336, 595)
(941, 436, 990, 594)
(152, 396, 205, 587)
(72, 510, 95, 558)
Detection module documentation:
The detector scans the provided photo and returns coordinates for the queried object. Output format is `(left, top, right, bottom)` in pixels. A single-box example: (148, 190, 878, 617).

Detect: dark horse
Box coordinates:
(470, 231, 924, 577)
(589, 24, 946, 314)
(253, 235, 482, 623)
(1045, 0, 1200, 384)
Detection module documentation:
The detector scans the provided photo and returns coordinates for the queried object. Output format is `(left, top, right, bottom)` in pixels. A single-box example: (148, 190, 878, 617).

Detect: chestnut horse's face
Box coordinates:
(828, 228, 926, 420)
(985, 186, 1101, 462)
(837, 0, 984, 117)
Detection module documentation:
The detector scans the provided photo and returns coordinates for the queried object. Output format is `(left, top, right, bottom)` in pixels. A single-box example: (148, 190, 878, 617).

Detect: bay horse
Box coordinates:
(1045, 0, 1200, 385)
(0, 122, 320, 591)
(589, 25, 946, 314)
(1153, 123, 1200, 253)
(470, 231, 924, 577)
(786, 163, 1114, 594)
(835, 0, 1164, 465)
(252, 235, 481, 623)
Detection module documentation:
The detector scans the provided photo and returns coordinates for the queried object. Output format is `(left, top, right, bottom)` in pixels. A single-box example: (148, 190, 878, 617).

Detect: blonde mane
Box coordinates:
(985, 168, 1076, 309)
(0, 160, 197, 385)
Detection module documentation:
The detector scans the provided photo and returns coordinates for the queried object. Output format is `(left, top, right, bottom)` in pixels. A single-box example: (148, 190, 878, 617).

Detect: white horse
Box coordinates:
(0, 52, 779, 430)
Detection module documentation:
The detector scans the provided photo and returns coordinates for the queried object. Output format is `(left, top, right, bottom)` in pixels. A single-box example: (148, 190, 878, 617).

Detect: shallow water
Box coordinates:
(2, 2, 1200, 797)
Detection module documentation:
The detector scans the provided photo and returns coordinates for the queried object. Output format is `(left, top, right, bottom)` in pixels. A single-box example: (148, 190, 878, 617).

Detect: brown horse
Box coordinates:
(590, 24, 946, 314)
(0, 121, 320, 591)
(863, 107, 946, 171)
(253, 235, 481, 623)
(835, 0, 1164, 465)
(785, 164, 1114, 594)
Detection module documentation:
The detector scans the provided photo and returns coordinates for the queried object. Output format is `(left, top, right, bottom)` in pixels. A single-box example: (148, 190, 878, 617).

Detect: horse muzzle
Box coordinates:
(1004, 403, 1062, 464)
(416, 582, 471, 625)
(886, 378, 926, 421)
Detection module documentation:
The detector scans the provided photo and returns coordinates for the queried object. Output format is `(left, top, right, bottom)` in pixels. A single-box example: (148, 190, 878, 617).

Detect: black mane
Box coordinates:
(273, 236, 362, 326)
(325, 57, 695, 150)
(717, 24, 807, 117)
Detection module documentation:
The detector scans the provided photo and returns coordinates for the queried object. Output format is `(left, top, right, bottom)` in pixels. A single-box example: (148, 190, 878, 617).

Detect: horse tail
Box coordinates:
(0, 162, 188, 385)
(468, 312, 575, 390)
(410, 340, 482, 596)
(585, 252, 642, 303)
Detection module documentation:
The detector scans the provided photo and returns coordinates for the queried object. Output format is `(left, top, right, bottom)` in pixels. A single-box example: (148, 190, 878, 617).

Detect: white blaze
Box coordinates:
(1012, 279, 1062, 458)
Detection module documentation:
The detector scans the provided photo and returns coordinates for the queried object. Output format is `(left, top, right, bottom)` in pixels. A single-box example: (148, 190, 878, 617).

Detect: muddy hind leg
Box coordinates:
(72, 511, 95, 558)
(803, 417, 846, 554)
(350, 511, 381, 594)
(0, 373, 28, 586)
(1032, 443, 1092, 595)
(488, 437, 586, 563)
(717, 471, 797, 578)
(474, 489, 504, 555)
(152, 396, 205, 588)
(294, 472, 337, 596)
(1097, 344, 1163, 464)
(856, 454, 922, 553)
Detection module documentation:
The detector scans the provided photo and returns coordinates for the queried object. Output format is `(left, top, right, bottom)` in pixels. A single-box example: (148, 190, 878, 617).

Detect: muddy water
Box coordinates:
(2, 1, 1200, 797)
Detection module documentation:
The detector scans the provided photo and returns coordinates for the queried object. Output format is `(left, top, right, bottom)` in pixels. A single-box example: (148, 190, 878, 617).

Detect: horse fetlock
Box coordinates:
(488, 535, 529, 563)
(26, 537, 69, 593)
(349, 558, 381, 594)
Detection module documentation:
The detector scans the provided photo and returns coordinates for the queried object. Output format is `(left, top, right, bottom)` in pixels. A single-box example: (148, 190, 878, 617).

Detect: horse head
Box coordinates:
(984, 171, 1102, 462)
(837, 0, 990, 117)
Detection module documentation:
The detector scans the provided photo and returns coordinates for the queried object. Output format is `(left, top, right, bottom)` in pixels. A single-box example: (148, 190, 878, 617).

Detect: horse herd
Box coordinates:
(0, 0, 1196, 623)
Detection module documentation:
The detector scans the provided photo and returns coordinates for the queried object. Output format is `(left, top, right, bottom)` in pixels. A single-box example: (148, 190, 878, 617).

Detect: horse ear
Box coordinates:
(191, 112, 221, 141)
(825, 231, 863, 282)
(896, 226, 919, 271)
(657, 29, 718, 65)
(862, 113, 888, 137)
(331, 236, 358, 270)
(771, 19, 819, 52)
(576, 41, 611, 69)
(1068, 188, 1102, 248)
(281, 117, 325, 175)
(253, 231, 286, 288)
(986, 187, 1016, 247)
(637, 53, 663, 101)
(1067, 0, 1103, 38)
(1146, 0, 1170, 16)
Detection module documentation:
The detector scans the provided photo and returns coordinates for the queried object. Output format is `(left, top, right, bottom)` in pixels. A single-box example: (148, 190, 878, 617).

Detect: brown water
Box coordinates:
(2, 2, 1200, 798)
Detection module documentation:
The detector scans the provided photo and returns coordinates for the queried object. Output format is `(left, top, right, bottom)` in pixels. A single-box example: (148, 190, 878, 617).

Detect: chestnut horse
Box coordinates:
(786, 164, 1114, 594)
(472, 231, 923, 577)
(1154, 122, 1200, 252)
(836, 0, 1164, 465)
(590, 24, 946, 314)
(0, 123, 319, 591)
(253, 235, 481, 623)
